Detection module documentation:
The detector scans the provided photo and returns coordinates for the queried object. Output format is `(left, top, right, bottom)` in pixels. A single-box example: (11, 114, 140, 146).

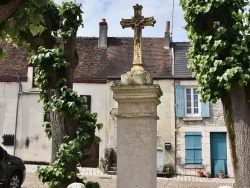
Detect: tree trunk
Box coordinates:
(222, 83, 250, 188)
(1, 2, 80, 187)
(49, 36, 78, 188)
(50, 110, 78, 188)
(0, 0, 21, 25)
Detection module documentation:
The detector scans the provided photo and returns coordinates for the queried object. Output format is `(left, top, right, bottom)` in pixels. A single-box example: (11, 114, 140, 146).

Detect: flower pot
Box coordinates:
(196, 171, 204, 177)
(218, 172, 225, 179)
(205, 172, 212, 178)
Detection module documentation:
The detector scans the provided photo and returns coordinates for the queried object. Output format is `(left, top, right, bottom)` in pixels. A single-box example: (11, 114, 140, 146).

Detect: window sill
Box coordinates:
(183, 164, 204, 169)
(21, 88, 40, 94)
(183, 117, 203, 121)
(29, 88, 40, 92)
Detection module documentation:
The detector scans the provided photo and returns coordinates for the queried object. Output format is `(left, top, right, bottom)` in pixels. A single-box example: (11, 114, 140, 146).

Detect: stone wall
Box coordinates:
(176, 95, 234, 177)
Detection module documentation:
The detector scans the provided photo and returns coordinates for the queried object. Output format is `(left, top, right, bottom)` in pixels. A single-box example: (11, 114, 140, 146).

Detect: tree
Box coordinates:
(0, 0, 102, 187)
(180, 0, 250, 187)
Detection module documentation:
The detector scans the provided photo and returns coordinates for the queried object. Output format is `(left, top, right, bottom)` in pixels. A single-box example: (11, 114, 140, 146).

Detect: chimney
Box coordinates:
(99, 18, 108, 48)
(164, 21, 171, 49)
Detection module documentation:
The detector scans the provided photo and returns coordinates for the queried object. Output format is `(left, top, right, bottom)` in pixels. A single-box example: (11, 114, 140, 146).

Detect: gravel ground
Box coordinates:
(22, 173, 233, 188)
(86, 176, 232, 188)
(22, 173, 47, 188)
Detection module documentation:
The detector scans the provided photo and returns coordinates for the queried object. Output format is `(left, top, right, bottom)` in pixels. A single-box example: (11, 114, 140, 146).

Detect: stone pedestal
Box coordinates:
(112, 72, 162, 188)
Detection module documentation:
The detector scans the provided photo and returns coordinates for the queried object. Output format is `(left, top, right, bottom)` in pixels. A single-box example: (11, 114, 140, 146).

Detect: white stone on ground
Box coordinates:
(67, 183, 86, 188)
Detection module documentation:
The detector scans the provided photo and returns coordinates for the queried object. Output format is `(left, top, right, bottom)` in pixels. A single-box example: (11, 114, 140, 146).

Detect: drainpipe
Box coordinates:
(174, 80, 177, 176)
(14, 75, 22, 156)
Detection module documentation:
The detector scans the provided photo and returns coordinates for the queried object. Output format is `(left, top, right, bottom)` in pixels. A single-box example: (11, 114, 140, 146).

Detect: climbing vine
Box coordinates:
(28, 46, 102, 187)
(0, 1, 101, 187)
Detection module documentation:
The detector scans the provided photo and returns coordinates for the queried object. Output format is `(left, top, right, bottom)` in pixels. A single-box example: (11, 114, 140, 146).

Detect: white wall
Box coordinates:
(154, 79, 175, 170)
(105, 81, 118, 150)
(0, 81, 107, 163)
(0, 82, 51, 162)
(1, 79, 176, 168)
(73, 83, 107, 159)
(16, 93, 51, 162)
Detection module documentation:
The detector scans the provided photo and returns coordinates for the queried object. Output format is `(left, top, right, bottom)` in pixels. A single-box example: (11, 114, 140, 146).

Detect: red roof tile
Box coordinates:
(0, 43, 28, 80)
(0, 37, 172, 82)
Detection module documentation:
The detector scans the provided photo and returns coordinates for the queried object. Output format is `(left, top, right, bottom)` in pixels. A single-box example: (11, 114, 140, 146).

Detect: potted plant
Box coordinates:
(196, 170, 204, 177)
(218, 170, 225, 178)
(163, 164, 173, 178)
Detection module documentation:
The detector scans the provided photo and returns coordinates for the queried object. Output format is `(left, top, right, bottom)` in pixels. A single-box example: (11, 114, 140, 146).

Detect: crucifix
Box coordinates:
(120, 4, 156, 71)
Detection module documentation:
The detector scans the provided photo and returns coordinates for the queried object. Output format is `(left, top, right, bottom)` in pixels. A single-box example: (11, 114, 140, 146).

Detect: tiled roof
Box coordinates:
(0, 37, 172, 82)
(0, 43, 28, 82)
(75, 37, 172, 81)
(173, 42, 192, 78)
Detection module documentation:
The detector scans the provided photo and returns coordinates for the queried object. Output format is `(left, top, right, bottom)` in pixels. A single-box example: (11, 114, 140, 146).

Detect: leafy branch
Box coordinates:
(1, 1, 101, 187)
(180, 0, 250, 102)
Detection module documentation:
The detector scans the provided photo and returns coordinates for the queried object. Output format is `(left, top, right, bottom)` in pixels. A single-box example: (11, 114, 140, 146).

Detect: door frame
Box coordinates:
(210, 132, 227, 177)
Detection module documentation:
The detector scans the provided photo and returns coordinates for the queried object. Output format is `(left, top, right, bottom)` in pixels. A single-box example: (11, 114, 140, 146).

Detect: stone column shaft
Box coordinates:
(112, 85, 162, 188)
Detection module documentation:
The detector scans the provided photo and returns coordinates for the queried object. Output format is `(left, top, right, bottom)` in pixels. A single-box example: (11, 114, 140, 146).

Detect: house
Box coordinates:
(0, 19, 175, 171)
(0, 19, 233, 177)
(173, 42, 233, 177)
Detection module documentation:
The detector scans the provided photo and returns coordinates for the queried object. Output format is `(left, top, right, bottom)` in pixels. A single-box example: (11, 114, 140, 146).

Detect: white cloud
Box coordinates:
(54, 0, 188, 41)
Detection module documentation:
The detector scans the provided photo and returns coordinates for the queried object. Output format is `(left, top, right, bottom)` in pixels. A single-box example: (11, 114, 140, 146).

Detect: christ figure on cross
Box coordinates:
(120, 4, 156, 71)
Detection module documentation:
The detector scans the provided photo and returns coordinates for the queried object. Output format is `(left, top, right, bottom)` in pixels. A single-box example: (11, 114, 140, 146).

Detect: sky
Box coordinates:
(54, 0, 188, 42)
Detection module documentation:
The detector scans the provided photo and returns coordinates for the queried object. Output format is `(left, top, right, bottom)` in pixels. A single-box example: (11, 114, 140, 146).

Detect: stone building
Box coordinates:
(0, 19, 233, 177)
(173, 42, 233, 177)
(0, 19, 175, 171)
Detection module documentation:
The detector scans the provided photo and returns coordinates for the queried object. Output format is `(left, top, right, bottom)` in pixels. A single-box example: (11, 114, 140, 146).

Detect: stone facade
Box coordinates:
(175, 80, 233, 177)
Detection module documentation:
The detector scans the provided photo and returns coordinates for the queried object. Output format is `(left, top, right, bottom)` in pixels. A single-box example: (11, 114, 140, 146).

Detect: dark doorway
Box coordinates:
(81, 143, 99, 167)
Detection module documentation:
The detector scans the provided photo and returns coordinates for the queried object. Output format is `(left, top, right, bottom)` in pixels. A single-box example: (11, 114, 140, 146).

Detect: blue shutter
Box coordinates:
(194, 134, 202, 164)
(176, 85, 184, 117)
(185, 136, 194, 164)
(201, 102, 210, 117)
(185, 132, 202, 164)
(194, 150, 202, 164)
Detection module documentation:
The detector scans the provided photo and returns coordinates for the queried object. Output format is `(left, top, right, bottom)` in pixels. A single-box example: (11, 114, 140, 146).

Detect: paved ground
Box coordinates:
(22, 165, 234, 188)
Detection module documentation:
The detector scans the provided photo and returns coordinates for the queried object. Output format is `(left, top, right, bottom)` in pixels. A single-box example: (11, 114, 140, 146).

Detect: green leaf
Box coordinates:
(28, 24, 38, 36)
(38, 25, 45, 33)
(28, 24, 44, 36)
(0, 48, 7, 60)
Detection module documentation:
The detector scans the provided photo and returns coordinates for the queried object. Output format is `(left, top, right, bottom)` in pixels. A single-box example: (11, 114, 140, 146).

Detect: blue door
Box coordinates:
(210, 132, 227, 177)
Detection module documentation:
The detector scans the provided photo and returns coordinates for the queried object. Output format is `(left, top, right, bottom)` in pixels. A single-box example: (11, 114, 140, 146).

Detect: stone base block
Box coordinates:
(121, 70, 152, 85)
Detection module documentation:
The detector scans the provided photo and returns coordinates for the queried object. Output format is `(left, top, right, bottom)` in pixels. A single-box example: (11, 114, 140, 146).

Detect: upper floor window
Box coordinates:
(185, 88, 200, 117)
(176, 84, 210, 118)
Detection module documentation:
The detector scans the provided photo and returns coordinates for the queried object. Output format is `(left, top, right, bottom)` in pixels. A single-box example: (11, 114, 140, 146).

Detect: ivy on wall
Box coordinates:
(0, 1, 102, 187)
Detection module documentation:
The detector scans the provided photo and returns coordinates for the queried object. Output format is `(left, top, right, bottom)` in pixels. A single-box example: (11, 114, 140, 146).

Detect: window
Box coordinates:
(176, 84, 210, 118)
(185, 88, 200, 117)
(185, 132, 202, 164)
(81, 95, 91, 112)
(32, 66, 38, 88)
(28, 65, 38, 89)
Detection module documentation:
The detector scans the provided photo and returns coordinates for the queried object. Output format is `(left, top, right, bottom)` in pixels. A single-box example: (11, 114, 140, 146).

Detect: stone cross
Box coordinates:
(120, 4, 156, 71)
